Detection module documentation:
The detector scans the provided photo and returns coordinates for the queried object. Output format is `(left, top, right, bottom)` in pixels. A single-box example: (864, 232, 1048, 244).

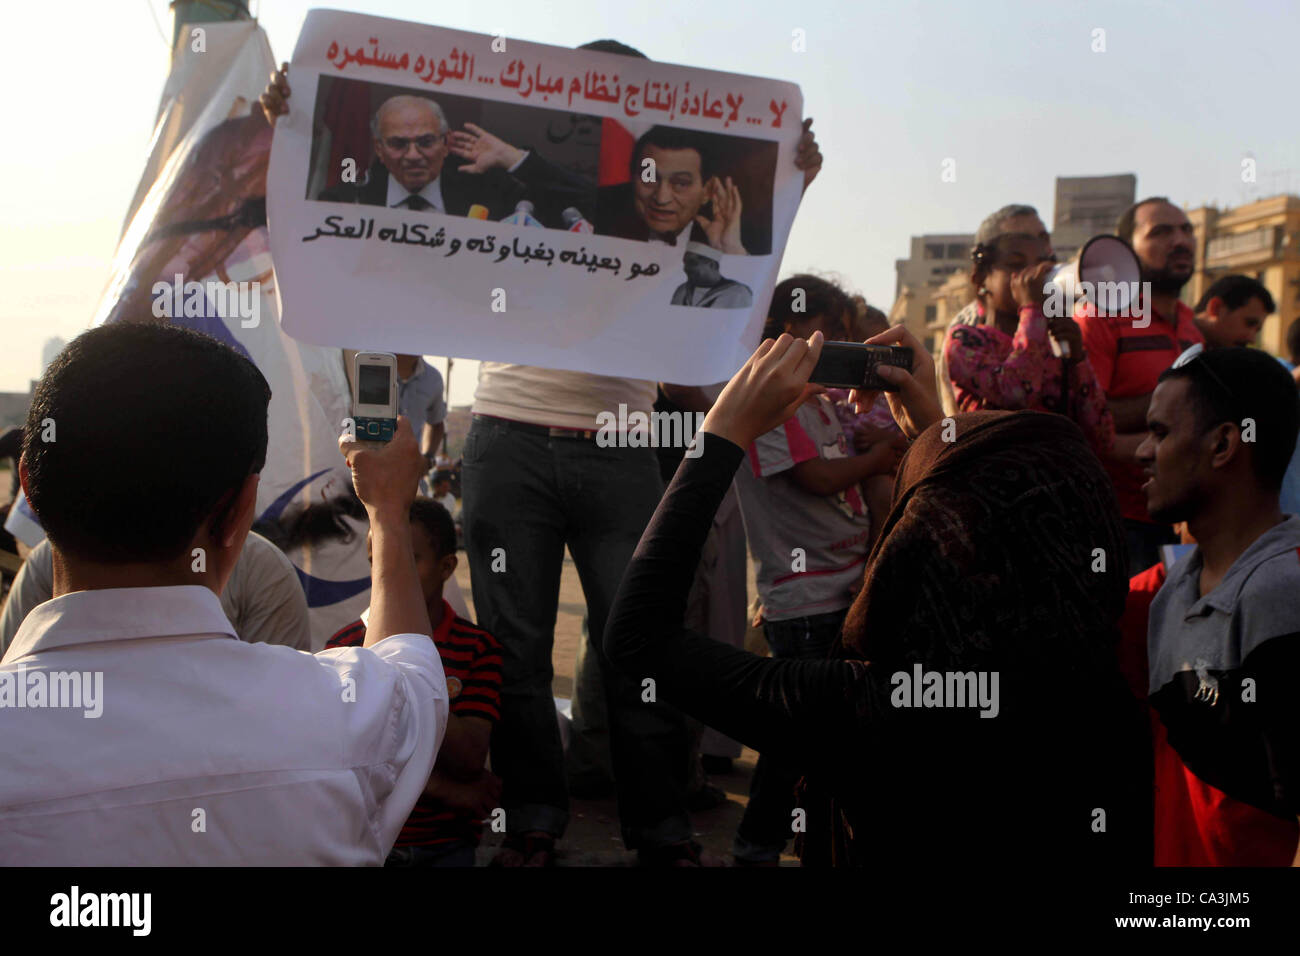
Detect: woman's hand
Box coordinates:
(849, 326, 943, 441)
(1010, 260, 1053, 311)
(702, 332, 825, 449)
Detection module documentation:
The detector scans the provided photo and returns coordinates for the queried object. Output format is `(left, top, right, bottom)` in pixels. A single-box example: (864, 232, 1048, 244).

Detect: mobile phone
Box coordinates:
(810, 343, 913, 391)
(352, 351, 399, 442)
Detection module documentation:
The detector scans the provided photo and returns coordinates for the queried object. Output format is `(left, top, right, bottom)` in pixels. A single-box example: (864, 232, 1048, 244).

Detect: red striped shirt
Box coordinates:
(326, 599, 502, 847)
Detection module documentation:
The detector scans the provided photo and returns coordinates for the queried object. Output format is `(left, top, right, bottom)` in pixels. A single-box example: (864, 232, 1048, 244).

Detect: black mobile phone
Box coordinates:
(810, 343, 913, 391)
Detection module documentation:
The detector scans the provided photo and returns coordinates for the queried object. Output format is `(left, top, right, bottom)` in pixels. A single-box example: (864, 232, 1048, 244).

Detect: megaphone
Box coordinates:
(1044, 234, 1142, 358)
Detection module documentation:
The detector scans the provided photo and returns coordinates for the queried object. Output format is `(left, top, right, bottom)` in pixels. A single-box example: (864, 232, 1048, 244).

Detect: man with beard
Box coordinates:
(1136, 347, 1300, 865)
(1078, 197, 1204, 573)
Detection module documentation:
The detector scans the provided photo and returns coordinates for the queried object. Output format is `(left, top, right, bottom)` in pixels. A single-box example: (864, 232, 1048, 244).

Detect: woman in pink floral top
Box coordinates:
(942, 204, 1114, 457)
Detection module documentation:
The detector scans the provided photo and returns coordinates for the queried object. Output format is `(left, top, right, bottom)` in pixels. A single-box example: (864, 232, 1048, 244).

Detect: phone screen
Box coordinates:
(357, 364, 391, 406)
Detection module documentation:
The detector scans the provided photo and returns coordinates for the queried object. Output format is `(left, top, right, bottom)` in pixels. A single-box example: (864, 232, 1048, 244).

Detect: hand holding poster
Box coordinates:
(267, 10, 805, 384)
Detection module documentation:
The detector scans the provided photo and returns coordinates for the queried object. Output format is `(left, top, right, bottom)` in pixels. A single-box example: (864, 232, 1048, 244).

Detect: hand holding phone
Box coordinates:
(848, 326, 944, 441)
(339, 415, 424, 517)
(809, 342, 913, 391)
(352, 351, 399, 442)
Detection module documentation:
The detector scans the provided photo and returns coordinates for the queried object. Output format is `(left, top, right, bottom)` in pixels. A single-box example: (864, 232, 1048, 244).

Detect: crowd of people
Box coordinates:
(1, 38, 1297, 869)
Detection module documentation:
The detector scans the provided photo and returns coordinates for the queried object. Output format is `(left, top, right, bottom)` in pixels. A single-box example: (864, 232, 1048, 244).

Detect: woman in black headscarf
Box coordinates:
(604, 329, 1151, 865)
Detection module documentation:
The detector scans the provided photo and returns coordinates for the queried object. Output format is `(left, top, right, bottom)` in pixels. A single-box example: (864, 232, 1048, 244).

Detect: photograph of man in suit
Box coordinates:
(316, 94, 590, 223)
(450, 122, 753, 252)
(670, 242, 752, 308)
(597, 126, 747, 252)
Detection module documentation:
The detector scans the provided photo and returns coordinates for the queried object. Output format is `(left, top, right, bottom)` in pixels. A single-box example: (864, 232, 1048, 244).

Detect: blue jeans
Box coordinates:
(734, 608, 846, 863)
(461, 417, 691, 850)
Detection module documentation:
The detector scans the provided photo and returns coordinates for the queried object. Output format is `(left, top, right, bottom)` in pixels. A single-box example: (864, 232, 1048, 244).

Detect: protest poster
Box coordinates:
(267, 10, 805, 384)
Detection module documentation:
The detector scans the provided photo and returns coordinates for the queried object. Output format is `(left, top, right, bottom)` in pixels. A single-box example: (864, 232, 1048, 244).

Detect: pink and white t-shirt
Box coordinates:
(733, 395, 873, 623)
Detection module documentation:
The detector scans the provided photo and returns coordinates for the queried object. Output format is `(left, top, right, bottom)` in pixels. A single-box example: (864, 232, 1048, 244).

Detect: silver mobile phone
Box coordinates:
(352, 351, 399, 441)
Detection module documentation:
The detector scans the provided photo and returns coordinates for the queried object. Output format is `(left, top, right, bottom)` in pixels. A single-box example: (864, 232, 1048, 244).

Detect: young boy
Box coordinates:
(326, 497, 502, 866)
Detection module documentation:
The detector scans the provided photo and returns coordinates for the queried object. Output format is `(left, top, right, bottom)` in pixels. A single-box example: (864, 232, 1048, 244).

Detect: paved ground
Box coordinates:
(455, 550, 797, 866)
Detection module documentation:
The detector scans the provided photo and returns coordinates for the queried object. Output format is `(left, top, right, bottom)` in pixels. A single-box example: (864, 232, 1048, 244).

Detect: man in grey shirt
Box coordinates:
(0, 531, 311, 656)
(1139, 346, 1300, 864)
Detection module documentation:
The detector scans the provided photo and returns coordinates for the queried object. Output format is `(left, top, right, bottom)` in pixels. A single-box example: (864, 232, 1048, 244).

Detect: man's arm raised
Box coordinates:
(338, 416, 431, 646)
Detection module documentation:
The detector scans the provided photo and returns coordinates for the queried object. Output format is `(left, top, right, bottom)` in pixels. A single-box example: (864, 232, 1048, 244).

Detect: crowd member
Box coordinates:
(0, 427, 20, 499)
(0, 324, 446, 864)
(1134, 347, 1300, 865)
(1181, 275, 1300, 515)
(605, 327, 1151, 866)
(326, 497, 502, 867)
(1287, 317, 1300, 384)
(431, 470, 458, 518)
(827, 301, 905, 542)
(941, 204, 1114, 457)
(390, 353, 448, 472)
(729, 276, 904, 865)
(0, 531, 311, 655)
(1192, 274, 1275, 350)
(1077, 197, 1204, 574)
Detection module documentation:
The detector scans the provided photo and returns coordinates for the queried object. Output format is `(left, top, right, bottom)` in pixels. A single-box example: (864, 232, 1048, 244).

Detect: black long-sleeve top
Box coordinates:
(605, 432, 1152, 866)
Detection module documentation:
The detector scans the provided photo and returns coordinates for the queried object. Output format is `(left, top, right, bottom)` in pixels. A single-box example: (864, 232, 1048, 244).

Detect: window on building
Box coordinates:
(946, 243, 967, 260)
(924, 243, 944, 260)
(924, 305, 937, 323)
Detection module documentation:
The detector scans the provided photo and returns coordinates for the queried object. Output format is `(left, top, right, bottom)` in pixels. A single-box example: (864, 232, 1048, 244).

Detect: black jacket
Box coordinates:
(318, 153, 593, 229)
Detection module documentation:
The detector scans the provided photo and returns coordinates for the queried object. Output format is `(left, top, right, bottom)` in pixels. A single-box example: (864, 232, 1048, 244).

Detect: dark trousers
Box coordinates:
(461, 417, 692, 850)
(734, 607, 847, 862)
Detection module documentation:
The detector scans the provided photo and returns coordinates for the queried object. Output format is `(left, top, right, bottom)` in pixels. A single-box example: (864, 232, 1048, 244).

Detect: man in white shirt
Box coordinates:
(0, 323, 447, 865)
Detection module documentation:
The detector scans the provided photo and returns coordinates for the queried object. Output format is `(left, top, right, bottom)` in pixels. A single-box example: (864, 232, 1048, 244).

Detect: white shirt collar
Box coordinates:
(4, 585, 236, 663)
(386, 174, 444, 212)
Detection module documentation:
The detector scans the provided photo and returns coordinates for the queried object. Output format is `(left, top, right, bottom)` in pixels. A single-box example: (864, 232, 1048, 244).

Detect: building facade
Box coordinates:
(892, 233, 974, 355)
(1051, 174, 1137, 263)
(1183, 194, 1300, 358)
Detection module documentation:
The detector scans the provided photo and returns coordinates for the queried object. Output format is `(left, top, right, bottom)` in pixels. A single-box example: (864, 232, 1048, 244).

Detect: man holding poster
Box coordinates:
(264, 11, 821, 867)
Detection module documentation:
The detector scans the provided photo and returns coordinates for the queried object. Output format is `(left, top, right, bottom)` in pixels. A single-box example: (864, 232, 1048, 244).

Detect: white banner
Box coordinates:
(267, 10, 804, 384)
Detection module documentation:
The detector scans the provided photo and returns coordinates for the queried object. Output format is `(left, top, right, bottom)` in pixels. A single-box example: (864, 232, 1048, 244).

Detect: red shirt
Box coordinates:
(1119, 562, 1299, 866)
(327, 600, 502, 848)
(1077, 300, 1203, 523)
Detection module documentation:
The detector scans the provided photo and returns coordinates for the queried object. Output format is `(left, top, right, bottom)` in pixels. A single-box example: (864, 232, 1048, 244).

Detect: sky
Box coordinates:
(2, 0, 1297, 404)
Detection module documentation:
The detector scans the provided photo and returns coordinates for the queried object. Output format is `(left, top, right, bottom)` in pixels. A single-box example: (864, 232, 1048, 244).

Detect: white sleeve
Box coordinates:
(314, 634, 448, 855)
